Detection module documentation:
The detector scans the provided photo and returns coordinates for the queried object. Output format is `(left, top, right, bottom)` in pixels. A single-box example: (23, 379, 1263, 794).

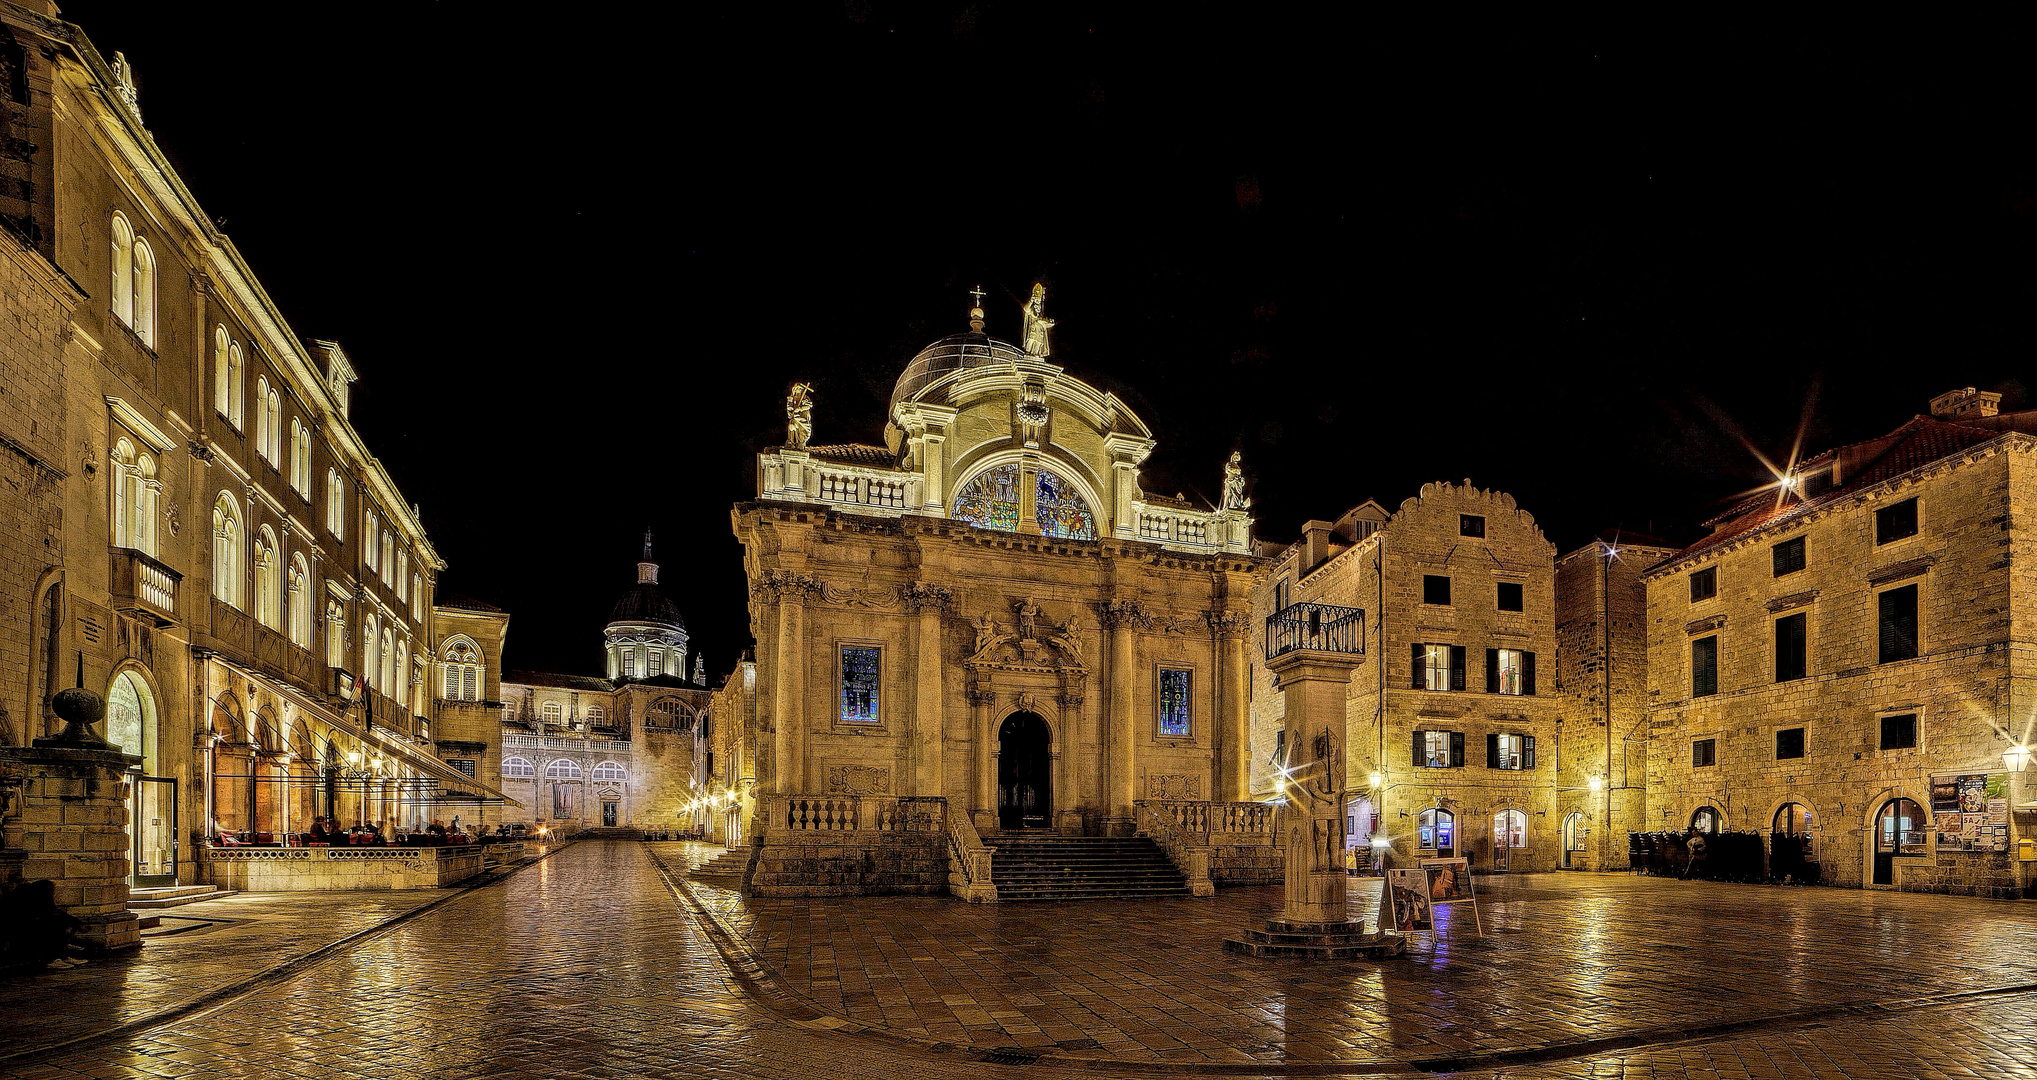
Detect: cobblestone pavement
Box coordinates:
(1, 840, 2033, 1079)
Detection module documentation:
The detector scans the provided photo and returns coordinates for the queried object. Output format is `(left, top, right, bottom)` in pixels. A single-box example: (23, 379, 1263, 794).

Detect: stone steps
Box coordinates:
(129, 887, 237, 909)
(986, 835, 1191, 902)
(1222, 917, 1405, 959)
(690, 848, 751, 884)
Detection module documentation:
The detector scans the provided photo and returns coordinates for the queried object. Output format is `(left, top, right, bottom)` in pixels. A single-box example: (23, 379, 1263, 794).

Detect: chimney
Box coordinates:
(1299, 520, 1335, 572)
(1929, 387, 2001, 420)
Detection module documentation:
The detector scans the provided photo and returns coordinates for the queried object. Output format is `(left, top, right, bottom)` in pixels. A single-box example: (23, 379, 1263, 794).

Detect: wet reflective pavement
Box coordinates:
(1, 840, 2033, 1079)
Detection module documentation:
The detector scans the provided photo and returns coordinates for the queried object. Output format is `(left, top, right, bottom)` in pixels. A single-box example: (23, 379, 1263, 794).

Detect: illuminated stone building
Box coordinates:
(1249, 483, 1563, 873)
(0, 6, 512, 895)
(1641, 388, 2037, 897)
(491, 539, 713, 832)
(735, 287, 1259, 882)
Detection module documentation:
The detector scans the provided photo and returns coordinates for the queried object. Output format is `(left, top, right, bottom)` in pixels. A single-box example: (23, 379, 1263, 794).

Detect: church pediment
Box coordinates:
(964, 597, 1089, 673)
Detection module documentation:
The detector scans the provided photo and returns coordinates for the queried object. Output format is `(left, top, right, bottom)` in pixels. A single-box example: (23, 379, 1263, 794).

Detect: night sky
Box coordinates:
(63, 5, 2037, 679)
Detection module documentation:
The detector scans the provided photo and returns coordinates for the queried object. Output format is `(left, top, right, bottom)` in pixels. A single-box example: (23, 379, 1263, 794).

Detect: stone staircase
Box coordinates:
(129, 885, 237, 909)
(689, 847, 751, 888)
(986, 835, 1193, 901)
(1221, 917, 1404, 959)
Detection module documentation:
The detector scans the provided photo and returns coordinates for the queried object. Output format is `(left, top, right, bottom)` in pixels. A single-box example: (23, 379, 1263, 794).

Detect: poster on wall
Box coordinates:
(1930, 773, 2010, 852)
(1385, 868, 1434, 932)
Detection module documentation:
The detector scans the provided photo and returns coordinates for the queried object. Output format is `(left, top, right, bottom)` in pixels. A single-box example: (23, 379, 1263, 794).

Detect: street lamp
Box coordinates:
(1588, 776, 1604, 792)
(2004, 745, 2032, 773)
(1368, 771, 1383, 789)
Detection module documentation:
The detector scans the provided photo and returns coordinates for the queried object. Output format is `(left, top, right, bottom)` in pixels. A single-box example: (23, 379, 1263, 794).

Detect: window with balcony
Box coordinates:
(288, 555, 311, 647)
(540, 701, 563, 725)
(393, 640, 409, 712)
(361, 615, 379, 689)
(253, 527, 280, 628)
(110, 439, 159, 556)
(1486, 648, 1535, 695)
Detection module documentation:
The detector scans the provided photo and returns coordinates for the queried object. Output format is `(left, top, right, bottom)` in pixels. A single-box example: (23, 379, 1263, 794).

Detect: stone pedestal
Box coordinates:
(0, 745, 144, 954)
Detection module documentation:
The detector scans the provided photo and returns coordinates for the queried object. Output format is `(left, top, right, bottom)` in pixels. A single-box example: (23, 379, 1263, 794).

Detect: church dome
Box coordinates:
(890, 332, 1028, 413)
(607, 582, 686, 632)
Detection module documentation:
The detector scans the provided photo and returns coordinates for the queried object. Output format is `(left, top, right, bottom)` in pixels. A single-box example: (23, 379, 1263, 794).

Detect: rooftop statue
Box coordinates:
(1222, 450, 1249, 510)
(1020, 282, 1055, 358)
(786, 383, 813, 449)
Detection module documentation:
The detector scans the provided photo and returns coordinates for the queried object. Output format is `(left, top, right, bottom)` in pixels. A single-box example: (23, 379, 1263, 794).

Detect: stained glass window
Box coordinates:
(952, 464, 1022, 532)
(1158, 668, 1191, 736)
(840, 645, 880, 723)
(1034, 468, 1096, 539)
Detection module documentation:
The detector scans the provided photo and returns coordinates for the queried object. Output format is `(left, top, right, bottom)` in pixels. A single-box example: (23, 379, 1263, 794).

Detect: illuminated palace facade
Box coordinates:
(734, 290, 1259, 849)
(0, 6, 513, 889)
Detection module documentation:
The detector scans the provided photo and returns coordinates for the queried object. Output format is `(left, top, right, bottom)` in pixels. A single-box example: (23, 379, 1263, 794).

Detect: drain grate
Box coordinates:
(982, 1048, 1042, 1066)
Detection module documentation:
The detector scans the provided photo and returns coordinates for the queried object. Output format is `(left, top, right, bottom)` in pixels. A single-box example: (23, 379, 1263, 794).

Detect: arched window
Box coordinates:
(130, 239, 155, 347)
(213, 328, 232, 418)
(364, 511, 379, 570)
(1773, 803, 1814, 836)
(265, 388, 281, 464)
(326, 468, 344, 536)
(393, 641, 410, 712)
(648, 699, 692, 732)
(228, 343, 244, 429)
(411, 575, 423, 620)
(1417, 807, 1455, 851)
(380, 532, 394, 585)
(379, 628, 395, 696)
(253, 527, 280, 628)
(110, 439, 159, 556)
(289, 420, 310, 494)
(1690, 806, 1722, 835)
(544, 758, 582, 781)
(255, 377, 272, 463)
(1876, 798, 1925, 855)
(211, 493, 243, 608)
(1494, 808, 1528, 849)
(592, 761, 626, 783)
(951, 463, 1096, 539)
(540, 701, 563, 724)
(584, 705, 607, 727)
(325, 600, 346, 668)
(503, 757, 535, 780)
(110, 213, 133, 327)
(361, 615, 379, 688)
(287, 554, 311, 647)
(396, 552, 409, 600)
(106, 669, 157, 772)
(440, 638, 482, 701)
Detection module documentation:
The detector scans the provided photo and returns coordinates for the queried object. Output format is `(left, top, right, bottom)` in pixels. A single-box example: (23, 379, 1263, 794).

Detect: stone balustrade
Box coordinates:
(203, 844, 487, 891)
(1136, 799, 1283, 888)
(759, 450, 923, 516)
(749, 794, 949, 896)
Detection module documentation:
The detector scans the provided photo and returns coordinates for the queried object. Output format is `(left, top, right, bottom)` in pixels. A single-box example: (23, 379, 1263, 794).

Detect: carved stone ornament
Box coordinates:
(903, 582, 954, 615)
(785, 383, 814, 449)
(1020, 283, 1055, 357)
(752, 568, 821, 601)
(1222, 450, 1248, 510)
(826, 764, 891, 796)
(1147, 773, 1203, 800)
(1017, 384, 1049, 447)
(1096, 599, 1152, 632)
(1205, 609, 1247, 637)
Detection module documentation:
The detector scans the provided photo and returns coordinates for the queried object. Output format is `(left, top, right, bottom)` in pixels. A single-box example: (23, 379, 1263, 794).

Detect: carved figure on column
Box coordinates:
(785, 383, 813, 449)
(1222, 450, 1248, 510)
(1020, 283, 1055, 357)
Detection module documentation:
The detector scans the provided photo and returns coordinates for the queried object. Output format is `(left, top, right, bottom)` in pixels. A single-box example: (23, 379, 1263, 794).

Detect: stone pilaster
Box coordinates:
(905, 583, 952, 797)
(1099, 599, 1149, 835)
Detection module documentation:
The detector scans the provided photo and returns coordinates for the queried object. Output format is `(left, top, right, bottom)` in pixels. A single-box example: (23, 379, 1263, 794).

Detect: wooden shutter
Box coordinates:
(1450, 731, 1466, 767)
(1412, 729, 1426, 767)
(1449, 646, 1466, 691)
(1523, 735, 1537, 769)
(1411, 642, 1425, 690)
(1486, 650, 1500, 694)
(1523, 652, 1537, 696)
(1486, 732, 1500, 769)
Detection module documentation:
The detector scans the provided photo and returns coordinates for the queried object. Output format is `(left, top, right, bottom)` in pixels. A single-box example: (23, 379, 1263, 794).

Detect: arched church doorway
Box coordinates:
(998, 712, 1052, 830)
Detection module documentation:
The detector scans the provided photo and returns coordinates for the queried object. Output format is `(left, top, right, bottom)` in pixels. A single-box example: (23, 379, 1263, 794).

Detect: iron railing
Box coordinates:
(1265, 601, 1365, 658)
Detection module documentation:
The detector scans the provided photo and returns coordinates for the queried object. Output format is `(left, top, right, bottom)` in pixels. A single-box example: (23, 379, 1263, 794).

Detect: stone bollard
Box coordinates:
(0, 686, 144, 954)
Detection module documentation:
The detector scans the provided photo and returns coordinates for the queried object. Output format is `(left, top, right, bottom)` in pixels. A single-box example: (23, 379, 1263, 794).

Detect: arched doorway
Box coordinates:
(1493, 808, 1527, 871)
(997, 712, 1052, 830)
(1418, 807, 1455, 858)
(1772, 802, 1816, 882)
(1873, 797, 1926, 886)
(1690, 806, 1722, 835)
(1562, 812, 1587, 869)
(109, 671, 175, 886)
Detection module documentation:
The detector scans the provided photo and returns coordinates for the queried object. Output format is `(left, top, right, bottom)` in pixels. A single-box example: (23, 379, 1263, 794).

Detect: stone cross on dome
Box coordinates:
(968, 284, 986, 332)
(638, 529, 659, 585)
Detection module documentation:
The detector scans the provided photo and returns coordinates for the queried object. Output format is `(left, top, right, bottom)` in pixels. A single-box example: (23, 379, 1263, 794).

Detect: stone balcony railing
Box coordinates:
(109, 547, 180, 627)
(1135, 799, 1282, 893)
(759, 449, 922, 516)
(502, 733, 631, 754)
(1265, 601, 1366, 658)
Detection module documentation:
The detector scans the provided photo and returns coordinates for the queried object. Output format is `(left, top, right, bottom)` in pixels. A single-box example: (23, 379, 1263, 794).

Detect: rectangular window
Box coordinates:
(1158, 668, 1192, 736)
(840, 645, 881, 723)
(1692, 636, 1719, 697)
(1775, 727, 1805, 760)
(1412, 643, 1466, 691)
(460, 666, 476, 701)
(1496, 582, 1524, 612)
(1275, 728, 1286, 767)
(1775, 612, 1807, 681)
(1880, 713, 1918, 751)
(1690, 566, 1717, 602)
(647, 647, 664, 676)
(1772, 536, 1806, 576)
(1878, 585, 1918, 663)
(1486, 648, 1535, 695)
(1273, 578, 1290, 611)
(1423, 575, 1451, 605)
(620, 646, 635, 678)
(444, 665, 459, 700)
(1875, 498, 1918, 544)
(1413, 729, 1465, 768)
(1487, 732, 1536, 770)
(1459, 514, 1485, 538)
(1692, 738, 1717, 767)
(447, 758, 477, 778)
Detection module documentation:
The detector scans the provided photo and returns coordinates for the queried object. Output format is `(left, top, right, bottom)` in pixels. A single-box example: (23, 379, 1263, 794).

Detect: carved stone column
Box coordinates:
(1264, 648, 1361, 926)
(967, 684, 996, 830)
(1209, 609, 1251, 802)
(759, 571, 814, 795)
(1099, 599, 1146, 835)
(905, 584, 951, 797)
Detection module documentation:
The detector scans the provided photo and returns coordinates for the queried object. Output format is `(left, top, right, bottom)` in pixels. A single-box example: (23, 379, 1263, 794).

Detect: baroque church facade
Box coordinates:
(735, 288, 1260, 837)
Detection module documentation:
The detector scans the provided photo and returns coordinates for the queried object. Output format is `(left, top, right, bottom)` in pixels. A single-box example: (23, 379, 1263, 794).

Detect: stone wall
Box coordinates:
(746, 795, 949, 897)
(1208, 841, 1281, 885)
(203, 844, 486, 891)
